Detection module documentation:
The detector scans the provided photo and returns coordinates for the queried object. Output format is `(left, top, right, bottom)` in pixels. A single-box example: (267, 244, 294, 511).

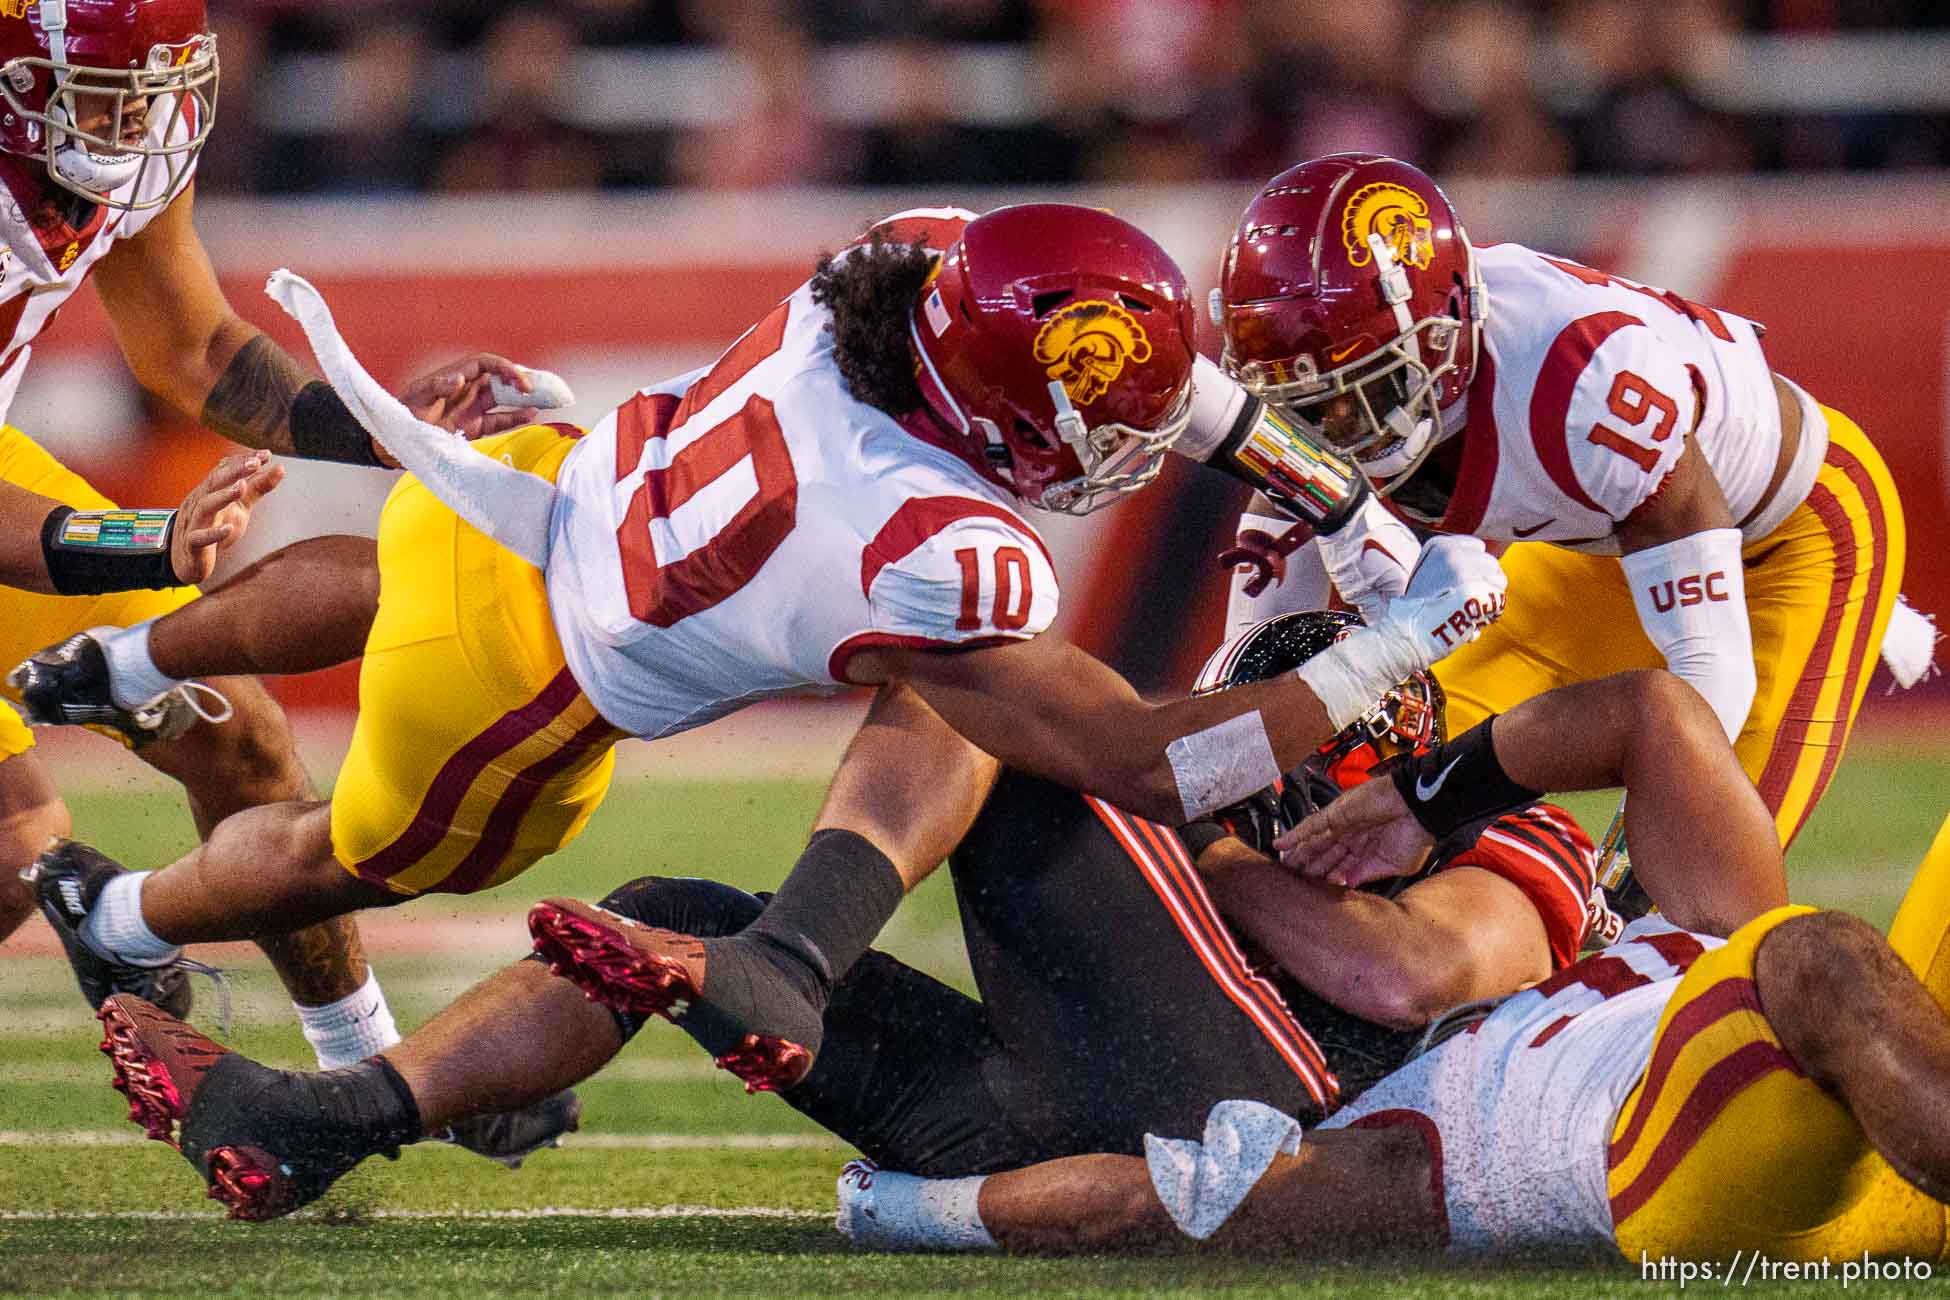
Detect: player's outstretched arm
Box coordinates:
(2, 451, 281, 595)
(851, 536, 1506, 827)
(1279, 669, 1786, 935)
(0, 479, 87, 592)
(1196, 837, 1551, 1028)
(91, 185, 550, 465)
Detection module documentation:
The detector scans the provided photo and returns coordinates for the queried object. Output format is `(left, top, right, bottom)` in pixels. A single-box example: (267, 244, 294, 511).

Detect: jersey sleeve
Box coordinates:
(831, 500, 1060, 683)
(855, 207, 976, 253)
(1441, 802, 1598, 969)
(1542, 318, 1699, 522)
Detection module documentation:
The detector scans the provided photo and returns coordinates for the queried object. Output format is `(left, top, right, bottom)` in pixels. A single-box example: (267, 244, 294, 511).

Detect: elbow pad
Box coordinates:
(1184, 359, 1370, 535)
(1621, 529, 1756, 740)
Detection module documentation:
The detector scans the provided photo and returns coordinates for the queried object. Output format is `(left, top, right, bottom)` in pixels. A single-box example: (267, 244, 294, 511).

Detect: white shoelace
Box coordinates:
(131, 680, 233, 732)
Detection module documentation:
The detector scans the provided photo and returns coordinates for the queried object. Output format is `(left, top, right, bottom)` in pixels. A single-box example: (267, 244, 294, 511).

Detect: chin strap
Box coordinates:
(1367, 232, 1416, 335)
(38, 0, 66, 66)
(37, 0, 143, 199)
(47, 104, 142, 193)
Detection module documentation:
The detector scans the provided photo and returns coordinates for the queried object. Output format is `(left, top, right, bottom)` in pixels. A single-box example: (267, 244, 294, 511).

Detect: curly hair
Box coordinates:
(810, 238, 937, 418)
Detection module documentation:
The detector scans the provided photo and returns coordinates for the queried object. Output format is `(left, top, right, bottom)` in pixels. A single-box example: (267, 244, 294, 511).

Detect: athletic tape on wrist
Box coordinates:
(40, 505, 178, 595)
(1391, 716, 1542, 840)
(1293, 622, 1423, 732)
(1166, 710, 1283, 823)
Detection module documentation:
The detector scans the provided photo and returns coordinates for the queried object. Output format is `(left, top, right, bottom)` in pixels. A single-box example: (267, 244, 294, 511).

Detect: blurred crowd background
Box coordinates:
(201, 0, 1950, 196)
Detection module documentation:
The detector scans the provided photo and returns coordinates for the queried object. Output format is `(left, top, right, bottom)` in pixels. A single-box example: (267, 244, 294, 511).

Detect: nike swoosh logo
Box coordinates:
(1512, 518, 1555, 538)
(1415, 754, 1465, 802)
(1329, 339, 1367, 364)
(1360, 538, 1406, 570)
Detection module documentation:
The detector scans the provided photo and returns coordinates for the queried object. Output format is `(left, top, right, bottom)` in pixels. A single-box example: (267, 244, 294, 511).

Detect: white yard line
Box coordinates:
(0, 1056, 723, 1084)
(0, 1130, 843, 1150)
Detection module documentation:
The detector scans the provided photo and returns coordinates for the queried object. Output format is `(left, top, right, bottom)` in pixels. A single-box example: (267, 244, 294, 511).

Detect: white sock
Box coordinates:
(91, 621, 182, 711)
(297, 971, 402, 1070)
(835, 1161, 996, 1252)
(79, 871, 182, 966)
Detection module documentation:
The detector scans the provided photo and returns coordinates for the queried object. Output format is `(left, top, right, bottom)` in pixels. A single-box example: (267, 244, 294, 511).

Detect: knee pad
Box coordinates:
(596, 875, 764, 939)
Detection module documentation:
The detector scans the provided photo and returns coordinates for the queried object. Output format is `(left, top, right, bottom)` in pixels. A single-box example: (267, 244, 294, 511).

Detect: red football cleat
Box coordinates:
(98, 994, 415, 1222)
(98, 993, 225, 1148)
(528, 898, 814, 1092)
(203, 1146, 301, 1222)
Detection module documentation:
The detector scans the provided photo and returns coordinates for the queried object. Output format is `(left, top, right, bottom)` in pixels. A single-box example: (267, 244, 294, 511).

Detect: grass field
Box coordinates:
(4, 734, 1947, 1298)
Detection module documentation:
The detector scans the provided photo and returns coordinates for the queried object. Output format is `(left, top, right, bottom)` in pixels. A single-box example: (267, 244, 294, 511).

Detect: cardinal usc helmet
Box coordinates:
(1217, 154, 1484, 501)
(0, 0, 217, 211)
(909, 203, 1198, 515)
(1192, 609, 1444, 852)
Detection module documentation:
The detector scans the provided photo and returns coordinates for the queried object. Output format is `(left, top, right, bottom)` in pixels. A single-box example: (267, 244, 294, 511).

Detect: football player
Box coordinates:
(830, 671, 1950, 1264)
(0, 0, 576, 1160)
(18, 203, 1510, 1100)
(90, 612, 1606, 1222)
(1213, 153, 1917, 850)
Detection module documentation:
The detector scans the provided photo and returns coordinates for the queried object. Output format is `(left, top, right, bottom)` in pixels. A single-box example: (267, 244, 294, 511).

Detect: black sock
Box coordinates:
(319, 1056, 424, 1155)
(694, 829, 903, 1049)
(183, 1053, 424, 1208)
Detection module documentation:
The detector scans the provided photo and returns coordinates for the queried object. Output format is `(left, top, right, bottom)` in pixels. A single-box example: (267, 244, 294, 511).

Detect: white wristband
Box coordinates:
(1166, 710, 1283, 821)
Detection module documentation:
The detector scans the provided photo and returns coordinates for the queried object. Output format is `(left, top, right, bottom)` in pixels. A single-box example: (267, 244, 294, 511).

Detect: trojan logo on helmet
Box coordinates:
(1032, 299, 1153, 406)
(1217, 154, 1485, 507)
(1341, 182, 1435, 271)
(905, 203, 1199, 516)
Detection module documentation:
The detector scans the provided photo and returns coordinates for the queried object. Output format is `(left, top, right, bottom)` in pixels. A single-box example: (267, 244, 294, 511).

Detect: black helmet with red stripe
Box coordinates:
(1192, 609, 1444, 851)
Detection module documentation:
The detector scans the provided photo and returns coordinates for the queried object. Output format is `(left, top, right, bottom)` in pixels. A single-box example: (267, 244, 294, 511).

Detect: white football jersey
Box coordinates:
(1320, 917, 1716, 1253)
(1430, 244, 1823, 554)
(0, 109, 198, 428)
(544, 271, 1060, 740)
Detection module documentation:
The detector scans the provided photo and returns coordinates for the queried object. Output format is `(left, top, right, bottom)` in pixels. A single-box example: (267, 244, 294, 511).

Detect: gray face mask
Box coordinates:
(0, 26, 218, 212)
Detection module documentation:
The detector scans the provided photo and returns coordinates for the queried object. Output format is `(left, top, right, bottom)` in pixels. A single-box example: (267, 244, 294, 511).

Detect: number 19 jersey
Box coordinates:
(543, 276, 1060, 740)
(1431, 244, 1825, 554)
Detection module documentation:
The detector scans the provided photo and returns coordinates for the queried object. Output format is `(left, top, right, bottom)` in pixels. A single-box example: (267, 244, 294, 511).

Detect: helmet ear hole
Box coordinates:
(1013, 417, 1054, 451)
(1030, 289, 1073, 318)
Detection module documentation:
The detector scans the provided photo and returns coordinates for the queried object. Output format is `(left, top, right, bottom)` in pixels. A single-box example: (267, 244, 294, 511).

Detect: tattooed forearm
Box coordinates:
(256, 915, 371, 1006)
(200, 333, 307, 454)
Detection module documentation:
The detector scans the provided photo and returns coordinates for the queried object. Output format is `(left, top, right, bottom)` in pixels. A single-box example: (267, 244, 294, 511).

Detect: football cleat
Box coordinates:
(27, 840, 194, 1019)
(97, 994, 415, 1222)
(528, 898, 815, 1093)
(442, 1089, 583, 1169)
(7, 631, 229, 747)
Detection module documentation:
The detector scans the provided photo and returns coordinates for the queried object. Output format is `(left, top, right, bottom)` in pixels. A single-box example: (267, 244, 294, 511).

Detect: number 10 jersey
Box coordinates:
(543, 273, 1061, 740)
